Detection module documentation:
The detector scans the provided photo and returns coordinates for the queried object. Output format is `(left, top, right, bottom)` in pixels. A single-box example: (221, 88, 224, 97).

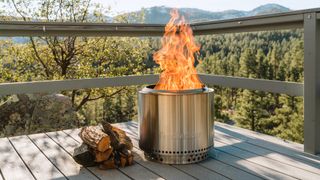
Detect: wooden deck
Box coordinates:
(0, 122, 319, 180)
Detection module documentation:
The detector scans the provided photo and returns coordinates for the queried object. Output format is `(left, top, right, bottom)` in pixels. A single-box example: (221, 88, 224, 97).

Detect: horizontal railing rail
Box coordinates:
(0, 74, 303, 96)
(0, 8, 319, 36)
(0, 8, 319, 154)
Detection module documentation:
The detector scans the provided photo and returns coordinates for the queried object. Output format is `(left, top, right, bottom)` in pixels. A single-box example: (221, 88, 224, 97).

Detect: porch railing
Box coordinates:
(0, 8, 319, 154)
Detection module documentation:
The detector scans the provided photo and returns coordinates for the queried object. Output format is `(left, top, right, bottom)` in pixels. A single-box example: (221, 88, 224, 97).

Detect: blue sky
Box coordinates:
(92, 0, 320, 15)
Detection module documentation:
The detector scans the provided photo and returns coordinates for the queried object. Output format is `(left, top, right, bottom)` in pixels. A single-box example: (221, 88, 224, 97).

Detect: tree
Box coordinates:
(239, 48, 257, 78)
(2, 0, 150, 111)
(0, 0, 152, 127)
(196, 30, 304, 143)
(233, 90, 268, 131)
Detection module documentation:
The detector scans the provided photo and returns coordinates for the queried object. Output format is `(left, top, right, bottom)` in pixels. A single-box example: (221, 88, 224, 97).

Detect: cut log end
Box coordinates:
(97, 136, 111, 152)
(95, 147, 113, 162)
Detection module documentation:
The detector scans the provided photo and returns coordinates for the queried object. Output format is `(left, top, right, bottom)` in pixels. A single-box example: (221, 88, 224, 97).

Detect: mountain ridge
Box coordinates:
(117, 3, 290, 24)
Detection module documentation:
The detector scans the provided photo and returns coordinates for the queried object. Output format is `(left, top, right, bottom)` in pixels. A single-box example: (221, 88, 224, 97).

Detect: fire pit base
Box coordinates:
(143, 145, 213, 164)
(138, 85, 214, 164)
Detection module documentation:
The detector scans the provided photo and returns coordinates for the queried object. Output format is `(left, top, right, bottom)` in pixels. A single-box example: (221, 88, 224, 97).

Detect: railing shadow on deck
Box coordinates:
(215, 125, 320, 163)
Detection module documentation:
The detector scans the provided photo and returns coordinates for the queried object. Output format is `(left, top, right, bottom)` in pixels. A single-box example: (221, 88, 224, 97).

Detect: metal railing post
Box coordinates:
(304, 12, 320, 154)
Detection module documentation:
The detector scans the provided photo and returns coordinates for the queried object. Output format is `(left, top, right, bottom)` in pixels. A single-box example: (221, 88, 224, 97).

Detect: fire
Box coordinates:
(154, 9, 203, 91)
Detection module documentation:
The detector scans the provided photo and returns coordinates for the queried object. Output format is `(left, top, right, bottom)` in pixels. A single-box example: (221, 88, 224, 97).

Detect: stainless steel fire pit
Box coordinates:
(138, 85, 214, 164)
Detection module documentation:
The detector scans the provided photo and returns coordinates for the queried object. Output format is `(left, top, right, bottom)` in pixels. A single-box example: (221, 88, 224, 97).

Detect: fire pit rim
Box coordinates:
(139, 84, 214, 95)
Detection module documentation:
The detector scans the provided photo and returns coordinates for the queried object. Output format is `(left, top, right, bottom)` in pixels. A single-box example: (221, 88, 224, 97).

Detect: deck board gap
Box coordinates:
(44, 133, 102, 180)
(116, 168, 134, 180)
(215, 138, 320, 178)
(215, 132, 320, 174)
(197, 163, 232, 179)
(26, 135, 68, 179)
(168, 165, 200, 180)
(216, 130, 320, 171)
(8, 138, 36, 180)
(208, 157, 264, 179)
(0, 168, 5, 180)
(215, 144, 301, 180)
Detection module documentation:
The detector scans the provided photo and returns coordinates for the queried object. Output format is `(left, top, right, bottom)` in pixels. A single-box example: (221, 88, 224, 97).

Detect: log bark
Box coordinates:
(79, 126, 111, 152)
(102, 122, 133, 150)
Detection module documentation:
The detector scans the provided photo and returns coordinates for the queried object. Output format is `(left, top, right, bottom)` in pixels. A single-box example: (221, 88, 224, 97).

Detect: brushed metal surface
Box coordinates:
(138, 85, 214, 164)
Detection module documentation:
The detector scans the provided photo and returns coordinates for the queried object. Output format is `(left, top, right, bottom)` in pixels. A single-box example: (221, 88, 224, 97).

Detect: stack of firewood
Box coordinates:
(72, 122, 134, 169)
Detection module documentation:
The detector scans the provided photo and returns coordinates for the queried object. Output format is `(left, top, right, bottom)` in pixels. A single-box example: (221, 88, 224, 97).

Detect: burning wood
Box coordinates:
(73, 122, 134, 169)
(153, 9, 203, 90)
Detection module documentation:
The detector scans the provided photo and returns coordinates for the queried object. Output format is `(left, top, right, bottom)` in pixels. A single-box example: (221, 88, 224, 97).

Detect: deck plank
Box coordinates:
(215, 141, 320, 180)
(216, 131, 320, 174)
(199, 157, 262, 180)
(216, 122, 303, 151)
(173, 164, 229, 180)
(0, 138, 34, 180)
(118, 161, 165, 180)
(28, 133, 98, 180)
(46, 131, 132, 180)
(215, 122, 320, 163)
(209, 148, 295, 180)
(213, 147, 297, 180)
(116, 122, 299, 180)
(9, 135, 66, 180)
(65, 128, 195, 180)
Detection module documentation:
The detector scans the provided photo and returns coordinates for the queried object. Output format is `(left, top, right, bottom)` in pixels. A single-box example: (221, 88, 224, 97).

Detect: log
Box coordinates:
(74, 123, 134, 169)
(127, 154, 133, 166)
(79, 126, 111, 152)
(113, 127, 133, 150)
(102, 122, 121, 150)
(72, 143, 96, 167)
(120, 156, 127, 167)
(95, 147, 113, 162)
(120, 150, 133, 166)
(102, 122, 133, 150)
(99, 158, 117, 170)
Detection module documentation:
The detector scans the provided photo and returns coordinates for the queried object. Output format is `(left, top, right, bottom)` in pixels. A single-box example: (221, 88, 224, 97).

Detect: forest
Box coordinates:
(0, 0, 304, 143)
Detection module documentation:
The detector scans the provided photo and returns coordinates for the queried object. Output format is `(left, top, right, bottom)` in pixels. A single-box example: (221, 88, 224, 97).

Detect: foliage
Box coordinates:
(0, 0, 152, 128)
(196, 30, 304, 143)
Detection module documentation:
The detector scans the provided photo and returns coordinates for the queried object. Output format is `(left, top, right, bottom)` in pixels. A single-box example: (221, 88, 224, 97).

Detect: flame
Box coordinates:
(154, 9, 203, 90)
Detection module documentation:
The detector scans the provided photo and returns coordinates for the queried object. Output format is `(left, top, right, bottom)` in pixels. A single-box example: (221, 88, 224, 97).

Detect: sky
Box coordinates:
(92, 0, 320, 15)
